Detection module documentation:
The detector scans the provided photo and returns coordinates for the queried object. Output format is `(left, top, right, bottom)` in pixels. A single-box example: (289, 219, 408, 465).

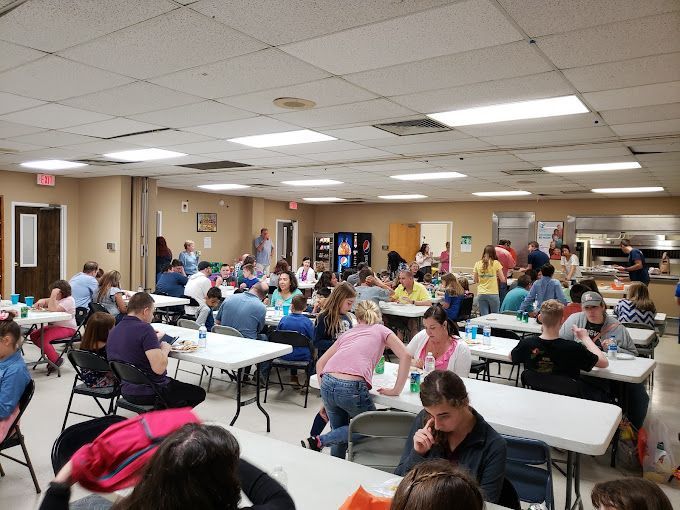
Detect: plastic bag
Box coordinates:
(339, 486, 392, 510)
(616, 418, 641, 472)
(638, 417, 676, 484)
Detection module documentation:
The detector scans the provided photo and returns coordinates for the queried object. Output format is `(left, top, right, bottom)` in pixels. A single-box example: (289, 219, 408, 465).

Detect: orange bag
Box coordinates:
(339, 486, 392, 510)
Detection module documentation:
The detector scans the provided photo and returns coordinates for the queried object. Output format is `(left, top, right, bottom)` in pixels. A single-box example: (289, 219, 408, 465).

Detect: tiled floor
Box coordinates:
(1, 333, 679, 509)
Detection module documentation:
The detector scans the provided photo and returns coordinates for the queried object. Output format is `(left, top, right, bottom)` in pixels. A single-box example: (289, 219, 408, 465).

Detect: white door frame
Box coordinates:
(275, 218, 298, 269)
(11, 201, 67, 293)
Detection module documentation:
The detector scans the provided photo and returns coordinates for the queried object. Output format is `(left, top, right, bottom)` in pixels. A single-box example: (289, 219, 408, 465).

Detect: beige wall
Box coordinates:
(313, 197, 680, 270)
(263, 199, 316, 268)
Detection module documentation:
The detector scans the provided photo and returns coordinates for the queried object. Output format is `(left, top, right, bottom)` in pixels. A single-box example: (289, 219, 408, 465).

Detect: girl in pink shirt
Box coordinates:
(303, 300, 411, 458)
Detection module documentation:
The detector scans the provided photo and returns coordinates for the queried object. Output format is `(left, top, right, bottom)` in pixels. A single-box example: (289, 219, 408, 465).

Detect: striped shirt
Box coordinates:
(613, 299, 655, 328)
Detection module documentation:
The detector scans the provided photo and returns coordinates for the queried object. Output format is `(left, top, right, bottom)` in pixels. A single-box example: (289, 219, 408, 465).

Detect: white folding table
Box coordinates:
(155, 323, 291, 432)
(149, 293, 189, 308)
(16, 310, 73, 375)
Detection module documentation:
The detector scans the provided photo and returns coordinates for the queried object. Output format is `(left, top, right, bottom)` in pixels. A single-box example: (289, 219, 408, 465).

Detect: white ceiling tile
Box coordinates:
(150, 49, 330, 99)
(382, 138, 491, 156)
(0, 120, 45, 138)
(0, 56, 134, 101)
(363, 131, 470, 148)
(583, 81, 680, 110)
(0, 0, 177, 52)
(319, 126, 398, 142)
(455, 113, 600, 137)
(190, 0, 456, 45)
(343, 41, 552, 97)
(113, 130, 216, 147)
(304, 148, 393, 162)
(59, 8, 267, 79)
(60, 82, 204, 116)
(600, 103, 680, 125)
(0, 91, 45, 115)
(536, 13, 680, 68)
(227, 155, 317, 166)
(128, 101, 255, 128)
(61, 139, 147, 155)
(217, 78, 377, 115)
(610, 119, 680, 137)
(272, 140, 366, 155)
(0, 40, 46, 72)
(161, 140, 250, 155)
(271, 99, 416, 129)
(498, 0, 679, 37)
(563, 53, 680, 93)
(8, 130, 98, 147)
(480, 126, 616, 147)
(391, 71, 573, 113)
(280, 0, 523, 74)
(0, 103, 111, 129)
(1, 146, 96, 164)
(0, 139, 45, 152)
(62, 118, 165, 138)
(515, 146, 632, 163)
(182, 116, 302, 138)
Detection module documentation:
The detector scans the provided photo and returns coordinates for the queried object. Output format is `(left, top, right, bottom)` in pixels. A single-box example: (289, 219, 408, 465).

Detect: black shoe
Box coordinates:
(301, 436, 321, 452)
(46, 357, 64, 375)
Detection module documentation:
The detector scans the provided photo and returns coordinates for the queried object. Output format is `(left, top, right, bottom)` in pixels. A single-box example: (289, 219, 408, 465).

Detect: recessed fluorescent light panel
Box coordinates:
(591, 187, 664, 194)
(104, 148, 187, 161)
(472, 191, 531, 197)
(378, 194, 428, 200)
(197, 184, 250, 191)
(281, 179, 343, 186)
(20, 160, 87, 170)
(428, 95, 588, 126)
(228, 130, 335, 148)
(303, 197, 345, 202)
(390, 172, 466, 181)
(543, 162, 641, 173)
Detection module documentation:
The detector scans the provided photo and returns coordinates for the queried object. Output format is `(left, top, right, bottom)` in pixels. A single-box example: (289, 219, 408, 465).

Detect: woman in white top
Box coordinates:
(415, 243, 433, 274)
(560, 244, 582, 281)
(406, 304, 471, 378)
(295, 256, 317, 284)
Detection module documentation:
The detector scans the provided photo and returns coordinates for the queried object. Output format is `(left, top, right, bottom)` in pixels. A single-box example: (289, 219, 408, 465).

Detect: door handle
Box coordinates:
(14, 262, 18, 267)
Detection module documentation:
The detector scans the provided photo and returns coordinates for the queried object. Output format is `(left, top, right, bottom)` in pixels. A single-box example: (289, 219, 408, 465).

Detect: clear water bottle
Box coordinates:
(465, 320, 471, 341)
(424, 352, 436, 376)
(275, 303, 282, 317)
(198, 326, 207, 349)
(607, 338, 617, 359)
(483, 325, 492, 346)
(271, 465, 287, 488)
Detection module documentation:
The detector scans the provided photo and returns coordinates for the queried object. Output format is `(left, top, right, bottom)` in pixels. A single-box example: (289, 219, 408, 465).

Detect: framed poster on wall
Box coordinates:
(537, 221, 563, 259)
(197, 212, 217, 232)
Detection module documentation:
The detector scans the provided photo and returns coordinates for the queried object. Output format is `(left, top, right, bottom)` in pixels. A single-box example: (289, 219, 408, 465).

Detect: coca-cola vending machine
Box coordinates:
(335, 232, 371, 272)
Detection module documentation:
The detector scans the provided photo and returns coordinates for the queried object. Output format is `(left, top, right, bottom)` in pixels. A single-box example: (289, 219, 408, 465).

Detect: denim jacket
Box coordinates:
(0, 350, 31, 419)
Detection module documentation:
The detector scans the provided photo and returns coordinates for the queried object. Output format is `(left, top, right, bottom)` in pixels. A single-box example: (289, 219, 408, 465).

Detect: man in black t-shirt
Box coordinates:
(511, 300, 608, 379)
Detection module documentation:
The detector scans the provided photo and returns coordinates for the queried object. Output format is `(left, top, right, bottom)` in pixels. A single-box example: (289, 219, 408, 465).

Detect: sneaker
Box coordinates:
(300, 436, 321, 452)
(46, 357, 64, 375)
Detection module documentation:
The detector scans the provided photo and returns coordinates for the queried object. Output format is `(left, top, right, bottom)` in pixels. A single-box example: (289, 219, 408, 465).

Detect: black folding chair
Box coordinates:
(109, 361, 169, 414)
(0, 381, 40, 493)
(51, 307, 90, 366)
(62, 350, 120, 431)
(89, 302, 109, 315)
(264, 330, 316, 408)
(455, 296, 474, 324)
(152, 291, 184, 324)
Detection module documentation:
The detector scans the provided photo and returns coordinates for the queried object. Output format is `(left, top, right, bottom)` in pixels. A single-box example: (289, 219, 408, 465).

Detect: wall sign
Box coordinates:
(537, 221, 564, 258)
(460, 235, 472, 253)
(36, 173, 55, 186)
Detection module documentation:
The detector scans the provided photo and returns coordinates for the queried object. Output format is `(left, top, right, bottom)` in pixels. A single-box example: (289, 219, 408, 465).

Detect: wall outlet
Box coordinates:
(181, 201, 189, 213)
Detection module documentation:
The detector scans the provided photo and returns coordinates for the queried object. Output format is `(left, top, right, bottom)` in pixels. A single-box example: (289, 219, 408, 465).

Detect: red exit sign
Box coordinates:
(37, 174, 56, 186)
(288, 201, 298, 210)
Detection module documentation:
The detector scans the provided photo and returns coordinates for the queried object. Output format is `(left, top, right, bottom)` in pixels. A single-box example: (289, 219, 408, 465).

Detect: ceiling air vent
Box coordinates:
(105, 128, 171, 140)
(501, 168, 546, 176)
(372, 118, 452, 136)
(179, 160, 252, 170)
(74, 158, 127, 166)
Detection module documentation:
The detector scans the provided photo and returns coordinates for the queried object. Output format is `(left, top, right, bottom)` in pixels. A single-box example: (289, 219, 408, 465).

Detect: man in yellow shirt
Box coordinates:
(392, 270, 433, 305)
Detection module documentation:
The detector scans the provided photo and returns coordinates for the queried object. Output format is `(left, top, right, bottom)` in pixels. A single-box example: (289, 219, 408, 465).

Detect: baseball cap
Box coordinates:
(581, 291, 603, 307)
(197, 261, 211, 271)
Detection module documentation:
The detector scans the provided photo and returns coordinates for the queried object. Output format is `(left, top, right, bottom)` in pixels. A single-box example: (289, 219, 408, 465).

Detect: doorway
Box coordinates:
(12, 203, 66, 299)
(389, 223, 421, 264)
(419, 221, 453, 271)
(275, 219, 297, 268)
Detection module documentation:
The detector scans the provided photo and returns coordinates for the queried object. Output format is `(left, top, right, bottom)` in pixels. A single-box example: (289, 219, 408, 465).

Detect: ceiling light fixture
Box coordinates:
(104, 148, 187, 161)
(20, 160, 87, 170)
(428, 95, 588, 127)
(390, 172, 466, 181)
(472, 191, 531, 197)
(303, 197, 345, 202)
(378, 194, 428, 200)
(543, 162, 641, 173)
(197, 184, 250, 191)
(591, 187, 664, 194)
(273, 97, 317, 110)
(228, 130, 336, 148)
(281, 179, 343, 186)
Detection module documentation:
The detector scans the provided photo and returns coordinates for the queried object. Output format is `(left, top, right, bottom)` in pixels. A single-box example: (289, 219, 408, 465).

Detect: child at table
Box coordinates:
(195, 287, 222, 331)
(0, 310, 31, 441)
(440, 273, 465, 321)
(272, 294, 314, 387)
(239, 264, 260, 290)
(79, 311, 116, 388)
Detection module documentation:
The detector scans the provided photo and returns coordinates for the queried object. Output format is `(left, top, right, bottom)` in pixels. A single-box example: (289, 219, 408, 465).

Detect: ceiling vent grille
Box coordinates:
(501, 168, 546, 176)
(249, 183, 276, 188)
(372, 118, 452, 136)
(105, 127, 171, 140)
(179, 160, 252, 170)
(74, 158, 127, 166)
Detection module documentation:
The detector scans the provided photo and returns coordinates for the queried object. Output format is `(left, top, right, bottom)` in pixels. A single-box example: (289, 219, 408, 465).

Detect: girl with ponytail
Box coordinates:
(0, 310, 31, 439)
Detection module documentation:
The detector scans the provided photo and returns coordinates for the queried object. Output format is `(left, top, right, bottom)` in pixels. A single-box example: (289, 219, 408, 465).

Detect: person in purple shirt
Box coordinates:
(106, 292, 205, 408)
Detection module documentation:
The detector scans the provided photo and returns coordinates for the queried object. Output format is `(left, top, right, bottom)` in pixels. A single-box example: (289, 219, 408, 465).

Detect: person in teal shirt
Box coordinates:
(270, 271, 303, 308)
(500, 274, 532, 312)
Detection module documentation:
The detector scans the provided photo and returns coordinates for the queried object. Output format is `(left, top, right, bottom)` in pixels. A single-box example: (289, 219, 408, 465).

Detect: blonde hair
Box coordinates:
(627, 282, 656, 314)
(441, 273, 464, 297)
(321, 282, 356, 338)
(184, 240, 194, 250)
(539, 299, 564, 328)
(354, 300, 382, 325)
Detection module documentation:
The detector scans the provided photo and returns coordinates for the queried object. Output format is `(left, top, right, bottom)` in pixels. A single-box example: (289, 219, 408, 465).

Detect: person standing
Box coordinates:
(494, 244, 515, 302)
(560, 244, 582, 282)
(415, 243, 433, 274)
(254, 228, 275, 274)
(178, 240, 199, 276)
(69, 261, 99, 309)
(439, 242, 450, 273)
(520, 241, 549, 272)
(498, 239, 517, 264)
(156, 237, 172, 277)
(473, 245, 505, 316)
(615, 239, 649, 285)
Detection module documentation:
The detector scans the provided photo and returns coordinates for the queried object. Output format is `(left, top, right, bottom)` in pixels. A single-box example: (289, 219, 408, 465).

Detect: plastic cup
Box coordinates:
(282, 304, 291, 316)
(20, 306, 29, 318)
(10, 294, 20, 305)
(24, 296, 34, 307)
(470, 325, 477, 340)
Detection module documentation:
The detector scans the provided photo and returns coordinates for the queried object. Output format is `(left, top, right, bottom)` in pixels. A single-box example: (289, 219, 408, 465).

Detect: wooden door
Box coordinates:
(389, 223, 421, 263)
(14, 206, 61, 300)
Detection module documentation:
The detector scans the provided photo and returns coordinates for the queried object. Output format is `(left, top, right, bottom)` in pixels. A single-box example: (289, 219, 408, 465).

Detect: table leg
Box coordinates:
(228, 366, 272, 433)
(229, 368, 244, 427)
(255, 366, 272, 433)
(565, 451, 583, 510)
(25, 322, 60, 376)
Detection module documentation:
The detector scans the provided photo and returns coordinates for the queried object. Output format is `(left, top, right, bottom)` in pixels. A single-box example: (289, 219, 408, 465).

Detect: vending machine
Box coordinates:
(313, 232, 334, 272)
(335, 232, 372, 272)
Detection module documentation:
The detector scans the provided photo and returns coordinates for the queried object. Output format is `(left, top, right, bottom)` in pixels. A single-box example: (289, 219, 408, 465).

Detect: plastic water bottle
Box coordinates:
(271, 465, 287, 487)
(275, 303, 282, 317)
(607, 338, 618, 359)
(483, 325, 492, 346)
(424, 352, 436, 376)
(198, 326, 207, 349)
(465, 320, 472, 341)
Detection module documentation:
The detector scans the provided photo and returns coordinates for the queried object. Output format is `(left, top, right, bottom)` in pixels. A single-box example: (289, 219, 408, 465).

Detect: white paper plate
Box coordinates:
(616, 353, 635, 360)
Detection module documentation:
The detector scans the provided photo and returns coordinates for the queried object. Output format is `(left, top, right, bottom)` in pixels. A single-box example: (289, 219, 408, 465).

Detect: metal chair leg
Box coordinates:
(19, 432, 41, 493)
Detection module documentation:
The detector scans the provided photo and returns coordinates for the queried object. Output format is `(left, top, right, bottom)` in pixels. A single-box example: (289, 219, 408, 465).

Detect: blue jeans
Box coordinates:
(320, 374, 375, 458)
(478, 294, 500, 315)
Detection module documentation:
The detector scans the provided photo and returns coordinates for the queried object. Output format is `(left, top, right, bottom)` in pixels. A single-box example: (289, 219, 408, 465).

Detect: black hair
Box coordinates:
(423, 304, 459, 336)
(569, 283, 588, 304)
(540, 263, 555, 278)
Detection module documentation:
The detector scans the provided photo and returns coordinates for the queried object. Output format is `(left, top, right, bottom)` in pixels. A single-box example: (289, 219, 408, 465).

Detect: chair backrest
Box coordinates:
(68, 349, 112, 373)
(212, 325, 243, 337)
(89, 302, 109, 315)
(269, 330, 312, 350)
(75, 307, 90, 327)
(1, 380, 35, 446)
(178, 318, 200, 330)
(181, 295, 200, 307)
(498, 477, 522, 510)
(621, 321, 654, 330)
(456, 296, 474, 321)
(110, 360, 156, 387)
(502, 435, 554, 510)
(348, 411, 416, 470)
(521, 370, 579, 398)
(51, 415, 126, 474)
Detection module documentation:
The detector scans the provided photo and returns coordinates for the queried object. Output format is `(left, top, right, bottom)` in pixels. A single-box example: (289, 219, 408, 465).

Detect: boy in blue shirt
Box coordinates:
(274, 294, 314, 387)
(239, 264, 260, 290)
(500, 274, 532, 312)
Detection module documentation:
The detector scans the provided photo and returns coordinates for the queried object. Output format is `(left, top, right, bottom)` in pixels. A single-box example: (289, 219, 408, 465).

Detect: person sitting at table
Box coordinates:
(409, 261, 425, 283)
(559, 291, 649, 428)
(217, 263, 237, 287)
(439, 273, 466, 322)
(500, 274, 532, 313)
(354, 268, 393, 308)
(195, 287, 221, 332)
(423, 272, 435, 290)
(344, 262, 364, 286)
(216, 281, 268, 342)
(314, 282, 357, 356)
(178, 240, 199, 276)
(239, 263, 260, 290)
(473, 245, 506, 316)
(267, 259, 289, 289)
(590, 477, 673, 510)
(69, 261, 99, 308)
(304, 300, 411, 458)
(416, 243, 433, 275)
(270, 271, 302, 308)
(407, 304, 471, 377)
(613, 282, 656, 328)
(391, 460, 484, 510)
(390, 269, 432, 340)
(457, 276, 474, 297)
(395, 370, 507, 504)
(579, 279, 600, 294)
(39, 423, 294, 510)
(562, 283, 588, 321)
(79, 312, 116, 388)
(107, 292, 206, 409)
(311, 271, 338, 311)
(30, 280, 78, 371)
(519, 264, 566, 316)
(155, 260, 188, 297)
(184, 261, 213, 316)
(0, 311, 31, 440)
(296, 256, 317, 284)
(96, 270, 128, 322)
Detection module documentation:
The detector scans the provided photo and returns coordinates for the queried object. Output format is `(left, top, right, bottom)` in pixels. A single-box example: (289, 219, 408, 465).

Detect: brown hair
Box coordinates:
(273, 259, 290, 274)
(480, 245, 497, 272)
(97, 271, 122, 303)
(242, 264, 254, 275)
(156, 237, 172, 258)
(423, 304, 459, 336)
(83, 261, 99, 273)
(320, 282, 356, 338)
(0, 310, 21, 349)
(291, 294, 307, 312)
(539, 299, 564, 328)
(457, 277, 469, 292)
(591, 478, 672, 510)
(127, 292, 155, 314)
(50, 279, 72, 298)
(358, 268, 374, 283)
(627, 282, 656, 314)
(81, 312, 115, 351)
(441, 273, 463, 297)
(529, 241, 539, 249)
(277, 270, 298, 293)
(420, 371, 469, 447)
(391, 460, 483, 510)
(579, 279, 600, 294)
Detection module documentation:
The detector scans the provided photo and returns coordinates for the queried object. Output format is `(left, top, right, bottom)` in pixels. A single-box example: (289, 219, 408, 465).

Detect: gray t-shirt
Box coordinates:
(354, 285, 391, 309)
(100, 286, 123, 316)
(255, 236, 273, 266)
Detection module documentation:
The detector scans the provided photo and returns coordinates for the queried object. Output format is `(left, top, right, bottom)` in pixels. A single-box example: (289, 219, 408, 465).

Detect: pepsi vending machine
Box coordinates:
(335, 232, 372, 272)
